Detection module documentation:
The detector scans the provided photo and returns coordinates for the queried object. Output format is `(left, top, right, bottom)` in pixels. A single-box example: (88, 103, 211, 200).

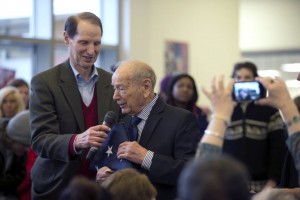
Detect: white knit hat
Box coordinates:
(6, 110, 30, 146)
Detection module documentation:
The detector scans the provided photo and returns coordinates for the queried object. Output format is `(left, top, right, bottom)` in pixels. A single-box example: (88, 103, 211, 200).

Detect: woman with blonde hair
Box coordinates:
(0, 86, 26, 199)
(0, 86, 24, 118)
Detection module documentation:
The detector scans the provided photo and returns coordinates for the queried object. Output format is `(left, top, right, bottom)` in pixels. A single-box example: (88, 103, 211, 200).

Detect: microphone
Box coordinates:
(86, 111, 117, 160)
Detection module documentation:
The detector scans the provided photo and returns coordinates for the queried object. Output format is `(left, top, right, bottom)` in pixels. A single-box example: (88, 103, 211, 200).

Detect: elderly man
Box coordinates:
(96, 60, 200, 200)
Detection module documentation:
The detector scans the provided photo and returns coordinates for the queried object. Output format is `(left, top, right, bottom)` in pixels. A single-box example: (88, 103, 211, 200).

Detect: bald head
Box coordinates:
(114, 60, 157, 88)
(111, 60, 157, 115)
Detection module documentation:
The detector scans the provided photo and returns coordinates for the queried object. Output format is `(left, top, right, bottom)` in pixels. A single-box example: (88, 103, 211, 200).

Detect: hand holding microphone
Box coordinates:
(74, 111, 117, 160)
(85, 111, 117, 160)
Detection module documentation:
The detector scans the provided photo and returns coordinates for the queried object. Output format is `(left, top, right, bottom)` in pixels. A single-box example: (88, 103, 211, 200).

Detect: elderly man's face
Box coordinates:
(111, 68, 146, 115)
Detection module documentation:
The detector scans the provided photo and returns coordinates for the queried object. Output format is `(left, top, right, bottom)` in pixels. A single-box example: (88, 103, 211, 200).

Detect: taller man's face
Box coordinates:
(65, 20, 102, 71)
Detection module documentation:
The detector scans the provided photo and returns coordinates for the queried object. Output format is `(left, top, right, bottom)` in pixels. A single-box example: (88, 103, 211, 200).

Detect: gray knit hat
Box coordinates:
(6, 110, 30, 146)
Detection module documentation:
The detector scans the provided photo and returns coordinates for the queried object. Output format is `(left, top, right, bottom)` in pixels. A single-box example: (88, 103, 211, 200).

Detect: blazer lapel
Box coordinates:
(96, 68, 114, 124)
(59, 61, 85, 132)
(139, 97, 165, 147)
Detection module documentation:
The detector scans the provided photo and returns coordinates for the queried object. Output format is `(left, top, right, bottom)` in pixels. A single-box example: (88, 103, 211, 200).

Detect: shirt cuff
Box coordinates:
(141, 150, 154, 171)
(69, 134, 82, 157)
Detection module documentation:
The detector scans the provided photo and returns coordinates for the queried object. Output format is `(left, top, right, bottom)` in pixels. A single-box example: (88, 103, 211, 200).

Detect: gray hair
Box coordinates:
(116, 60, 156, 88)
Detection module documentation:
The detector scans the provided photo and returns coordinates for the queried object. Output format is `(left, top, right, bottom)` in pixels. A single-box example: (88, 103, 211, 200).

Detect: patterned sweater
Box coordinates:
(223, 102, 286, 182)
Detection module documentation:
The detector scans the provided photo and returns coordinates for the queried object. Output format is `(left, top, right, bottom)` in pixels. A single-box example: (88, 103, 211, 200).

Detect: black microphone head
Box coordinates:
(104, 111, 117, 127)
(86, 111, 118, 161)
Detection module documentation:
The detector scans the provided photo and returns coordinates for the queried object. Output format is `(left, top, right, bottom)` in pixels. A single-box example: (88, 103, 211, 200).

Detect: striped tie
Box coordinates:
(130, 116, 142, 141)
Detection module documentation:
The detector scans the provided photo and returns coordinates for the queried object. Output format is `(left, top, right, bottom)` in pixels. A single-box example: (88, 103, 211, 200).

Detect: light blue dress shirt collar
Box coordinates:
(69, 63, 99, 106)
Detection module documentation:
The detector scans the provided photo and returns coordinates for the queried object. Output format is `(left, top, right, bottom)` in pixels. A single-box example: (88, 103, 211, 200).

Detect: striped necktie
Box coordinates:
(130, 116, 142, 141)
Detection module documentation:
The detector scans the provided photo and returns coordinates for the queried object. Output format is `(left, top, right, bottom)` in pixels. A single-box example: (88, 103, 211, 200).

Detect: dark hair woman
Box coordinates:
(167, 74, 208, 136)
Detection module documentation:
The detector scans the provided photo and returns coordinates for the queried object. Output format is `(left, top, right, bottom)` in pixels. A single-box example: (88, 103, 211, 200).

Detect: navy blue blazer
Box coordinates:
(132, 97, 200, 200)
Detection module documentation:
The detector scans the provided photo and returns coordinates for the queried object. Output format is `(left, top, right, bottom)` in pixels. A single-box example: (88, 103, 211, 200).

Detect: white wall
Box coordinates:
(120, 0, 241, 106)
(240, 0, 300, 51)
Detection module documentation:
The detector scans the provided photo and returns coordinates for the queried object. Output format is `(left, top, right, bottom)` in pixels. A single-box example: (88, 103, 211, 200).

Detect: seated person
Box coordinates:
(178, 154, 250, 200)
(0, 111, 30, 199)
(6, 110, 37, 200)
(59, 176, 112, 200)
(100, 168, 157, 200)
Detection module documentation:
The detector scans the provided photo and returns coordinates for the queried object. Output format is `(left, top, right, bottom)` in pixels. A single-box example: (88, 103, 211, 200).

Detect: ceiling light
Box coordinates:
(281, 63, 300, 72)
(285, 80, 300, 88)
(258, 70, 281, 78)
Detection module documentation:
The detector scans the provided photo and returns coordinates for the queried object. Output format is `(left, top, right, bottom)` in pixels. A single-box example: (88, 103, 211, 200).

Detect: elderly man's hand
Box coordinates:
(96, 166, 114, 184)
(117, 141, 148, 165)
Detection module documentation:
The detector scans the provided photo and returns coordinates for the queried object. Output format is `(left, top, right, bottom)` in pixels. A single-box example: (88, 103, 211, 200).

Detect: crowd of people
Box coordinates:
(1, 11, 300, 200)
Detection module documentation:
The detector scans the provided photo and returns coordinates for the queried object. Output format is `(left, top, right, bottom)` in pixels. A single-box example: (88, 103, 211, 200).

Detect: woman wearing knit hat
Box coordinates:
(1, 110, 36, 200)
(6, 110, 31, 155)
(9, 110, 37, 200)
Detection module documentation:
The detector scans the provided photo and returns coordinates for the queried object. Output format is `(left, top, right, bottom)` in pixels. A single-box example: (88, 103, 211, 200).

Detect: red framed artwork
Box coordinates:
(165, 40, 189, 75)
(0, 67, 16, 89)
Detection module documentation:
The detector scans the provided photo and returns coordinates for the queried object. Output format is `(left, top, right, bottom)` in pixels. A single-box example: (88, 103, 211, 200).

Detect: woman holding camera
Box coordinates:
(223, 61, 286, 192)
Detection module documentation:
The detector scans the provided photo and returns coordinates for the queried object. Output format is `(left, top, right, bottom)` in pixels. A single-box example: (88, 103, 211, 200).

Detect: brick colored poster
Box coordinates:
(165, 40, 188, 75)
(0, 67, 16, 89)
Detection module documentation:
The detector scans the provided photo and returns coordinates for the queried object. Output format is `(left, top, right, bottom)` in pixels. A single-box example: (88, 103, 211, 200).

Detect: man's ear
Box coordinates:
(63, 31, 69, 45)
(142, 78, 152, 98)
